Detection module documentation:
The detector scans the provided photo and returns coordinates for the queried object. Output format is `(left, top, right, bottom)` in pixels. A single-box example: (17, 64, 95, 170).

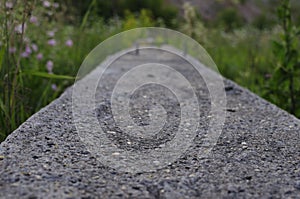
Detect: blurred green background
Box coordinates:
(1, 0, 300, 141)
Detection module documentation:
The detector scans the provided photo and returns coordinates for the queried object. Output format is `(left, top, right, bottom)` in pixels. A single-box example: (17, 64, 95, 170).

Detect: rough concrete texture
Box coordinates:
(0, 48, 300, 199)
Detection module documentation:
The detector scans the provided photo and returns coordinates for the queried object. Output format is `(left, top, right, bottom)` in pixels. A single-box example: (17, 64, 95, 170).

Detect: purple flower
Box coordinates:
(15, 23, 27, 34)
(25, 46, 32, 54)
(36, 53, 43, 60)
(53, 2, 59, 8)
(46, 60, 53, 73)
(65, 39, 73, 47)
(21, 51, 29, 58)
(9, 47, 16, 54)
(47, 30, 55, 37)
(29, 16, 38, 25)
(47, 39, 56, 46)
(43, 1, 51, 7)
(31, 44, 38, 52)
(51, 84, 57, 91)
(5, 2, 13, 9)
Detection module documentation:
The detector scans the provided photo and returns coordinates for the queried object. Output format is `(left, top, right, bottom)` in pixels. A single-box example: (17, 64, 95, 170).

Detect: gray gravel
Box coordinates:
(0, 48, 300, 199)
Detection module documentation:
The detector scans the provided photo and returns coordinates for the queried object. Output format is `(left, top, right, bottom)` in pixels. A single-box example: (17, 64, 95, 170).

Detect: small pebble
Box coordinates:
(112, 152, 120, 156)
(294, 180, 300, 190)
(153, 160, 160, 165)
(35, 175, 42, 180)
(121, 185, 126, 190)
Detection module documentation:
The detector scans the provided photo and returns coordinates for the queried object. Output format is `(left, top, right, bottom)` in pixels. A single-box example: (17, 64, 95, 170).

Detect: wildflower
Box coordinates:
(47, 39, 56, 46)
(15, 23, 27, 34)
(5, 2, 13, 9)
(25, 46, 32, 54)
(36, 53, 43, 60)
(29, 16, 38, 25)
(9, 47, 16, 54)
(43, 1, 51, 7)
(65, 39, 73, 47)
(21, 51, 29, 58)
(51, 84, 57, 91)
(47, 30, 55, 37)
(31, 44, 38, 52)
(23, 37, 30, 43)
(53, 2, 59, 8)
(46, 60, 53, 73)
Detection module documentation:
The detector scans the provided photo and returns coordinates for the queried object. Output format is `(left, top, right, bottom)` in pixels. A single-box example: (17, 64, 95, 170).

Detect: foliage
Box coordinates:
(63, 0, 178, 27)
(180, 2, 206, 42)
(264, 0, 300, 116)
(0, 0, 164, 142)
(0, 0, 78, 141)
(215, 7, 244, 31)
(120, 0, 178, 27)
(252, 13, 276, 30)
(122, 9, 155, 30)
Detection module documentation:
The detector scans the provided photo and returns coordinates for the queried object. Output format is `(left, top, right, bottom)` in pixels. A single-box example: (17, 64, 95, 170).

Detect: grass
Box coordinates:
(205, 28, 276, 95)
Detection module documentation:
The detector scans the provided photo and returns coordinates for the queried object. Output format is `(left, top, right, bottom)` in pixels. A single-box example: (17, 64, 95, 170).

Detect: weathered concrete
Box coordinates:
(0, 48, 300, 198)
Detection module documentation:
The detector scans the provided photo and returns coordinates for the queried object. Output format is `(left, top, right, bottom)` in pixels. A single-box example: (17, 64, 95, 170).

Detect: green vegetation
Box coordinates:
(0, 0, 300, 141)
(265, 0, 300, 116)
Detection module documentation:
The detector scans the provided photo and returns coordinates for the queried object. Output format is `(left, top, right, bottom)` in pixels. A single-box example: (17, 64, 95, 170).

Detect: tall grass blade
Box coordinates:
(23, 71, 75, 80)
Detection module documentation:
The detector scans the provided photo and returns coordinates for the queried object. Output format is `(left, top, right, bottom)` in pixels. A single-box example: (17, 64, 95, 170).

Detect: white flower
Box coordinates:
(15, 24, 27, 34)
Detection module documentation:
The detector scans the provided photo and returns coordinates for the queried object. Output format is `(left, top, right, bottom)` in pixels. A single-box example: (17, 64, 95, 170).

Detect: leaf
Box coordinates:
(272, 40, 283, 51)
(22, 71, 75, 80)
(80, 0, 97, 31)
(0, 98, 8, 117)
(0, 46, 6, 72)
(295, 28, 300, 36)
